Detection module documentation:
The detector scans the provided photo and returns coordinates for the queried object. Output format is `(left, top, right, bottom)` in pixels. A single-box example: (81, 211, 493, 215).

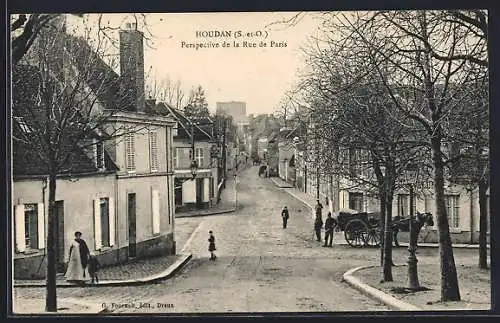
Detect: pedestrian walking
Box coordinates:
(314, 215, 323, 242)
(87, 254, 100, 284)
(281, 206, 289, 229)
(65, 231, 90, 284)
(208, 230, 217, 260)
(323, 212, 335, 247)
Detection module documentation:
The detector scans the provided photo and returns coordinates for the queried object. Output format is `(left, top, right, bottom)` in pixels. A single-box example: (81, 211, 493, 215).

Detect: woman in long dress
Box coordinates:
(65, 231, 88, 283)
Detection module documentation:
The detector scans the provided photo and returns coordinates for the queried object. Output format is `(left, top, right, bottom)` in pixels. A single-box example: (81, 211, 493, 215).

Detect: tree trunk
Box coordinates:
(379, 194, 386, 267)
(45, 172, 57, 312)
(431, 137, 461, 301)
(382, 192, 394, 281)
(478, 180, 488, 269)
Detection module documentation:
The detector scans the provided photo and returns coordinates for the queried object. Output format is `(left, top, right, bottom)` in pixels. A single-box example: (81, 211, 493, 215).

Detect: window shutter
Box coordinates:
(37, 203, 45, 249)
(108, 197, 115, 246)
(152, 188, 160, 234)
(15, 204, 26, 252)
(94, 199, 102, 249)
(150, 131, 159, 171)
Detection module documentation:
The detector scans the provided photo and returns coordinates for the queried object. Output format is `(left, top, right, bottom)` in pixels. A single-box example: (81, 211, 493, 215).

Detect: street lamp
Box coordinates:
(190, 160, 198, 179)
(284, 158, 288, 182)
(405, 163, 420, 290)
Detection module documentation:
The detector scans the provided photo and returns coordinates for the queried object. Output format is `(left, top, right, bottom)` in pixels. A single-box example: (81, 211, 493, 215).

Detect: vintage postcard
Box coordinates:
(9, 11, 490, 315)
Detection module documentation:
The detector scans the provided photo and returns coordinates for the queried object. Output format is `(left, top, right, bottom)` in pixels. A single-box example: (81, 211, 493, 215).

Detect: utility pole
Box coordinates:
(191, 121, 195, 165)
(222, 117, 227, 189)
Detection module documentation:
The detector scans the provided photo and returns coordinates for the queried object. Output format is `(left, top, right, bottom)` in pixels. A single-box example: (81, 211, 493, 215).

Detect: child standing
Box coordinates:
(208, 230, 216, 260)
(87, 255, 100, 284)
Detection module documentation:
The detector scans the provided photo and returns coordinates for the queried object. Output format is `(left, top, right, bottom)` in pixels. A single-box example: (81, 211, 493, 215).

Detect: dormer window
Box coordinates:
(93, 138, 105, 170)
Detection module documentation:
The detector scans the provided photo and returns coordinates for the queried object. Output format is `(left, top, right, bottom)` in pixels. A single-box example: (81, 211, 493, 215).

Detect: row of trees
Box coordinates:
(282, 10, 488, 301)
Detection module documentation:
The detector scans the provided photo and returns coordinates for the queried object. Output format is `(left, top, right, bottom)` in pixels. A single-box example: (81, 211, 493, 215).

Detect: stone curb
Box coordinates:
(175, 206, 239, 218)
(342, 265, 422, 311)
(14, 253, 192, 288)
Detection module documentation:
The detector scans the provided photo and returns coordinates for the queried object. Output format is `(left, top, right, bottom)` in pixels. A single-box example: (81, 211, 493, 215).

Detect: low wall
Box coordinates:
(14, 252, 47, 279)
(14, 233, 175, 279)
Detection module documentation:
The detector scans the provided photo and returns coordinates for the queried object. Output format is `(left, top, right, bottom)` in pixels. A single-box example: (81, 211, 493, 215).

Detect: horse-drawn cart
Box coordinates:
(334, 208, 382, 248)
(334, 208, 434, 248)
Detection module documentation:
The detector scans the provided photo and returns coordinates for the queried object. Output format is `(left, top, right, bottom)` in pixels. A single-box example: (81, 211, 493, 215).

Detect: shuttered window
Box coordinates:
(125, 133, 136, 171)
(195, 147, 204, 167)
(149, 131, 159, 172)
(24, 204, 38, 249)
(210, 177, 214, 198)
(14, 203, 45, 252)
(173, 148, 179, 168)
(445, 195, 460, 228)
(15, 205, 26, 253)
(348, 192, 364, 212)
(397, 194, 410, 218)
(152, 188, 160, 234)
(94, 197, 115, 249)
(100, 198, 110, 247)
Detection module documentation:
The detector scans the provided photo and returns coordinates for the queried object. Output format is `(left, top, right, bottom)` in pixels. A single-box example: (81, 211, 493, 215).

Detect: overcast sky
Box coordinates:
(68, 12, 324, 116)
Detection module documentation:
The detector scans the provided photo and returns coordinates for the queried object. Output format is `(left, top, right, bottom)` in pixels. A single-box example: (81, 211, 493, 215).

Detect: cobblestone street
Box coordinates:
(13, 166, 484, 313)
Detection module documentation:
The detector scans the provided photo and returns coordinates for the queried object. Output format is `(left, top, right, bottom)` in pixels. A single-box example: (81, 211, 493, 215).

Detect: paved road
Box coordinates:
(14, 166, 484, 313)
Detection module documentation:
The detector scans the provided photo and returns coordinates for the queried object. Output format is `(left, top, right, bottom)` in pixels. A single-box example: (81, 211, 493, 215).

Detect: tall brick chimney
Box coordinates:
(119, 23, 145, 112)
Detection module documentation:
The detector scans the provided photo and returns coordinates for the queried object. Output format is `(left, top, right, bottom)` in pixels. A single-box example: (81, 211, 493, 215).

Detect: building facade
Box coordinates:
(12, 24, 177, 279)
(291, 141, 490, 244)
(152, 103, 219, 212)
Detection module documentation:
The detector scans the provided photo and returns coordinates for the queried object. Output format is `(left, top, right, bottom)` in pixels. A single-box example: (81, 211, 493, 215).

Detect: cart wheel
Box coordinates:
(344, 219, 367, 248)
(364, 226, 381, 247)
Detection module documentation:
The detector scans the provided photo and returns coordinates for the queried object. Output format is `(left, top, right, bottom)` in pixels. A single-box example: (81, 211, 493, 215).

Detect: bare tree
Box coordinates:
(447, 72, 489, 268)
(145, 73, 186, 109)
(184, 85, 211, 121)
(12, 18, 142, 312)
(11, 14, 83, 66)
(293, 30, 433, 281)
(335, 10, 487, 301)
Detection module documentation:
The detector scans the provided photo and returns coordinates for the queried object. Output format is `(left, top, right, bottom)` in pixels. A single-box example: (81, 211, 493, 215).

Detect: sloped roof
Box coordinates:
(64, 34, 124, 111)
(151, 102, 213, 141)
(12, 63, 118, 178)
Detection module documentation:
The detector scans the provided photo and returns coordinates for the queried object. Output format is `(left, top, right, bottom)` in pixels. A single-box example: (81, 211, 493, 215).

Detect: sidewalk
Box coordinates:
(344, 263, 491, 311)
(270, 177, 317, 220)
(14, 253, 192, 288)
(271, 176, 491, 311)
(270, 176, 486, 249)
(176, 172, 240, 218)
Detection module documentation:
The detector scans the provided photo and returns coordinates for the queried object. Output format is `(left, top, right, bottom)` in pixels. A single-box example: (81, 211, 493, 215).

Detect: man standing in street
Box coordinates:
(315, 199, 323, 218)
(281, 206, 289, 229)
(323, 212, 335, 247)
(314, 215, 323, 241)
(313, 199, 324, 241)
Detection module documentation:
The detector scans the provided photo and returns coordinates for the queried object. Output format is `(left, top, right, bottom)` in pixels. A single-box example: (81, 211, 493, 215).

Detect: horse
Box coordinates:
(392, 212, 434, 247)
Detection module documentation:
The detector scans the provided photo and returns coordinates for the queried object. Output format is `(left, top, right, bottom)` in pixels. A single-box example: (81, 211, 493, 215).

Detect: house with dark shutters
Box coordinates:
(12, 21, 177, 279)
(148, 102, 219, 212)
